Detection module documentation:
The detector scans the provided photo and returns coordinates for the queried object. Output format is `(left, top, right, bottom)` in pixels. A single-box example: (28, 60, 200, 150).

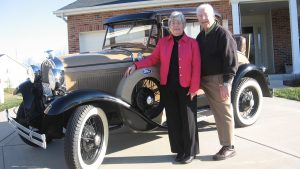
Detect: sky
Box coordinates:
(0, 0, 75, 65)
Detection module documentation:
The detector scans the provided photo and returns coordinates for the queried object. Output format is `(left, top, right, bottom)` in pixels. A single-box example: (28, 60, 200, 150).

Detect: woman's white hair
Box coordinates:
(168, 11, 186, 28)
(196, 3, 215, 17)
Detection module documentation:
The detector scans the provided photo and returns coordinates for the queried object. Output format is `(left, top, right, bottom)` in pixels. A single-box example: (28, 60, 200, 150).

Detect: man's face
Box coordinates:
(197, 8, 215, 31)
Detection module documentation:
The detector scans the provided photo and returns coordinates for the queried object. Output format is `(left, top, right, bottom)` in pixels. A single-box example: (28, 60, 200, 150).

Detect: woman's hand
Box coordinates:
(187, 91, 197, 101)
(124, 64, 136, 77)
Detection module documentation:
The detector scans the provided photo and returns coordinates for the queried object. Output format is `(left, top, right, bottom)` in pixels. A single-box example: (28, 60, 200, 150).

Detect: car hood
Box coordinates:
(61, 49, 132, 68)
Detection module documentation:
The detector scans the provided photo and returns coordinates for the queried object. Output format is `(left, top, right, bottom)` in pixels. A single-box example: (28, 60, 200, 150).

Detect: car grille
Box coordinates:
(41, 60, 54, 83)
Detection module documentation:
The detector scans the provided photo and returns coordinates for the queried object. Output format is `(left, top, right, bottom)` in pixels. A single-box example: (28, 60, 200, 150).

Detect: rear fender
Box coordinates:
(44, 89, 163, 131)
(233, 64, 271, 97)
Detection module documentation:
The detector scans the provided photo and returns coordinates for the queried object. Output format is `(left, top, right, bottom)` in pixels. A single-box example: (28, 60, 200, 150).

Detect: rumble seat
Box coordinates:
(233, 34, 250, 59)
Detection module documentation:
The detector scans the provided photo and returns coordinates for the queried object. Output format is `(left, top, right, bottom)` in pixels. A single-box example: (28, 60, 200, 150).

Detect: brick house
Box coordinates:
(54, 0, 300, 75)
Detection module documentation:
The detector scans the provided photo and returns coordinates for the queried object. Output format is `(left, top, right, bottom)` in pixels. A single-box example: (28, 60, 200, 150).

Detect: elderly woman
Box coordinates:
(125, 11, 201, 164)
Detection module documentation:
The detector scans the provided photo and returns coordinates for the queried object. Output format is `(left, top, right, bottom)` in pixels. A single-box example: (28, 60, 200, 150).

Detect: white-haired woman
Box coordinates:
(125, 11, 201, 164)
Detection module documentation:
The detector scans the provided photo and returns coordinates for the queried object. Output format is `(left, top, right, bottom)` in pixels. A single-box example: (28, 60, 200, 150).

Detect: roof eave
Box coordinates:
(53, 0, 220, 16)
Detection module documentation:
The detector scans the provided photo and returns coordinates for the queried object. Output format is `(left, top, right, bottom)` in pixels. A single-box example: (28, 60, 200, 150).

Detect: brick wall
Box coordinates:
(272, 8, 292, 73)
(67, 1, 232, 53)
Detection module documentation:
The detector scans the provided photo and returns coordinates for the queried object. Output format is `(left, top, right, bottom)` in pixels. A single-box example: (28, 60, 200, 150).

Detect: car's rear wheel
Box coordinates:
(232, 77, 263, 127)
(64, 105, 108, 169)
(132, 77, 164, 121)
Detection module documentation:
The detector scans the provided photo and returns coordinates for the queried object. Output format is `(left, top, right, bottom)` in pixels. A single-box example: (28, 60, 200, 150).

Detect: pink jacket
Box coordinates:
(135, 33, 201, 93)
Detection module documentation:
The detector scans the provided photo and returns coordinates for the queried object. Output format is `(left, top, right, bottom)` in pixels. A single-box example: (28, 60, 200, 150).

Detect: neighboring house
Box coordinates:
(53, 0, 300, 75)
(0, 54, 28, 88)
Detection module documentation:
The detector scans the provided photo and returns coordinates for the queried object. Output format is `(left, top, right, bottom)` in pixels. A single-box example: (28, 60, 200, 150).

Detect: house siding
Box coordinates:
(67, 1, 233, 53)
(272, 8, 292, 73)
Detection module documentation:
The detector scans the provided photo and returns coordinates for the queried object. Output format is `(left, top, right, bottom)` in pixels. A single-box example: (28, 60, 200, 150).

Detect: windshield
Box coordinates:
(104, 21, 157, 49)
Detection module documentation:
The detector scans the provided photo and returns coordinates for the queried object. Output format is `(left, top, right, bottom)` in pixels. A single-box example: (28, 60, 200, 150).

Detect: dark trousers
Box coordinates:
(161, 86, 199, 156)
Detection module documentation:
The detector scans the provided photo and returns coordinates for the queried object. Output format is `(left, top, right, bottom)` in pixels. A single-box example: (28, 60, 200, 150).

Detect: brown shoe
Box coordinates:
(213, 146, 236, 161)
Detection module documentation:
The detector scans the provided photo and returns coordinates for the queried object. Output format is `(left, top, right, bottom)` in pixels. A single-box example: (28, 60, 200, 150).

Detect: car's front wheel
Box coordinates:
(64, 105, 108, 169)
(232, 77, 263, 127)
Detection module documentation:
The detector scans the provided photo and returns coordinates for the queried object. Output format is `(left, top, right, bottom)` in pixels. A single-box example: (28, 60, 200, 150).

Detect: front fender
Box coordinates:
(44, 89, 164, 131)
(233, 64, 271, 97)
(15, 80, 35, 110)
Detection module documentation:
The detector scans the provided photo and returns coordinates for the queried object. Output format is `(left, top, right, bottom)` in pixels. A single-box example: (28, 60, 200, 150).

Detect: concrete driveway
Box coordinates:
(0, 97, 300, 169)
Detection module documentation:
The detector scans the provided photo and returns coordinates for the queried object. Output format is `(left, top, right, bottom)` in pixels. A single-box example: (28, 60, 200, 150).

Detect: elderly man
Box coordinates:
(196, 4, 238, 160)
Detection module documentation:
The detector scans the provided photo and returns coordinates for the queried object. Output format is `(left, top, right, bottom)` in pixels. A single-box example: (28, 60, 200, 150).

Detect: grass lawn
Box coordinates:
(274, 87, 300, 101)
(0, 88, 22, 112)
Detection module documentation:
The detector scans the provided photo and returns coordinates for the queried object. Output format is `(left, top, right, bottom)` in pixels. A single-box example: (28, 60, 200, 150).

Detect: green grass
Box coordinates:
(0, 88, 23, 112)
(274, 87, 300, 101)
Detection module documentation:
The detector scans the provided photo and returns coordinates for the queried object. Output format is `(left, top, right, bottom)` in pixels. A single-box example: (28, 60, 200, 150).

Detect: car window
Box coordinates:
(104, 21, 156, 49)
(185, 19, 200, 38)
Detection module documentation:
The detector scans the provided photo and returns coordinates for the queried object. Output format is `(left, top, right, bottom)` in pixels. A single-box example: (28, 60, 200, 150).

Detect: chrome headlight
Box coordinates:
(41, 57, 65, 90)
(27, 65, 40, 83)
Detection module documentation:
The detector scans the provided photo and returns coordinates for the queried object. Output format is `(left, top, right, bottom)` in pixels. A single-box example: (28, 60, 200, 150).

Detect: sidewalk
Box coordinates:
(1, 97, 300, 169)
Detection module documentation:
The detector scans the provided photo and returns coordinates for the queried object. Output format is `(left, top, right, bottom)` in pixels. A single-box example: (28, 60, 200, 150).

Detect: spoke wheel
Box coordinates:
(132, 77, 163, 119)
(65, 105, 108, 169)
(232, 77, 263, 127)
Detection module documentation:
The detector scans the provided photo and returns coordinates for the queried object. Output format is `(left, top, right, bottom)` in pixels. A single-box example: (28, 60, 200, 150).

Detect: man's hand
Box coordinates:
(124, 64, 136, 77)
(187, 91, 197, 101)
(219, 83, 231, 101)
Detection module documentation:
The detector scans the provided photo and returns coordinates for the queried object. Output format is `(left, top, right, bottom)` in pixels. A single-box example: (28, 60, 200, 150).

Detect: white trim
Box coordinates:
(53, 0, 220, 16)
(231, 1, 240, 34)
(231, 0, 288, 3)
(289, 0, 300, 73)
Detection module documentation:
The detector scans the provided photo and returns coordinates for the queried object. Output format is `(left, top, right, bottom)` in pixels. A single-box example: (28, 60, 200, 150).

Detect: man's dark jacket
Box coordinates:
(196, 23, 238, 83)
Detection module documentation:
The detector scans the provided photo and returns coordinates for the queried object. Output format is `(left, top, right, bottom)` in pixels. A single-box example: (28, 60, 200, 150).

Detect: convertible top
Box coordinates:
(104, 7, 222, 25)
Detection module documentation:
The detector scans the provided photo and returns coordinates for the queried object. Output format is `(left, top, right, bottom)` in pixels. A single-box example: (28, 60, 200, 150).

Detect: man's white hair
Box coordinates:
(196, 3, 215, 17)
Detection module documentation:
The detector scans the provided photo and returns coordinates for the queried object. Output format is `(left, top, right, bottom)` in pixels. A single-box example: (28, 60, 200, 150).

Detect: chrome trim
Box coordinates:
(6, 109, 47, 149)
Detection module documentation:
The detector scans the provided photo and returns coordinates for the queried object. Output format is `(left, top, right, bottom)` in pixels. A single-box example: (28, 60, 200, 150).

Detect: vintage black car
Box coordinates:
(7, 7, 271, 169)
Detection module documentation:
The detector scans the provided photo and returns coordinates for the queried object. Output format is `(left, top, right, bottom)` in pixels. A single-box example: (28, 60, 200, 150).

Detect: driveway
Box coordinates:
(0, 97, 300, 169)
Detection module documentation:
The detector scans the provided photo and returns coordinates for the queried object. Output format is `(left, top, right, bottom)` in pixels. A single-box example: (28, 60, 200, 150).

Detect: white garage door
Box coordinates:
(79, 30, 106, 53)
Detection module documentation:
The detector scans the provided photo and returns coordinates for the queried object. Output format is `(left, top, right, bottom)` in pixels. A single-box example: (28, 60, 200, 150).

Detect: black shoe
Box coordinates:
(213, 146, 236, 161)
(175, 153, 184, 162)
(180, 155, 195, 164)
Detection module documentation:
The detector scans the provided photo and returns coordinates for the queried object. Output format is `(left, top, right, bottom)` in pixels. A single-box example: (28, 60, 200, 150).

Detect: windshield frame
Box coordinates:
(102, 20, 157, 50)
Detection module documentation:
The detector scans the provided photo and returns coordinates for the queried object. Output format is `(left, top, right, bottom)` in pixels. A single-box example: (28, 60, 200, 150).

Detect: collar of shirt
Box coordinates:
(167, 32, 188, 42)
(205, 21, 217, 36)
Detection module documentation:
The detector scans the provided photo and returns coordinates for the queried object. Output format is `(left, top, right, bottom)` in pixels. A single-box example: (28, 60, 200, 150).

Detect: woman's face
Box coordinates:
(169, 19, 184, 36)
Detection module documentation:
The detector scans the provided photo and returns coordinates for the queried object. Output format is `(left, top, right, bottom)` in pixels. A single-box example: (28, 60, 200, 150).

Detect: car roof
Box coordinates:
(104, 7, 222, 25)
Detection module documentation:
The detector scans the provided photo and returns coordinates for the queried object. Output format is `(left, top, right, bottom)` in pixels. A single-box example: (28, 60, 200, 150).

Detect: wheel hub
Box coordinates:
(136, 87, 155, 110)
(240, 91, 254, 111)
(94, 135, 101, 146)
(146, 96, 154, 105)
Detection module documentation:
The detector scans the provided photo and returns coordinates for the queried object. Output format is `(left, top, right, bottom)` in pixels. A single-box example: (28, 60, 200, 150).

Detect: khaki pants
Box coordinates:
(201, 74, 235, 146)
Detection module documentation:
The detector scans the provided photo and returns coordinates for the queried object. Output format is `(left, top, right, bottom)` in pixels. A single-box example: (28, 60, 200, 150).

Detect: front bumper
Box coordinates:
(6, 109, 47, 149)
